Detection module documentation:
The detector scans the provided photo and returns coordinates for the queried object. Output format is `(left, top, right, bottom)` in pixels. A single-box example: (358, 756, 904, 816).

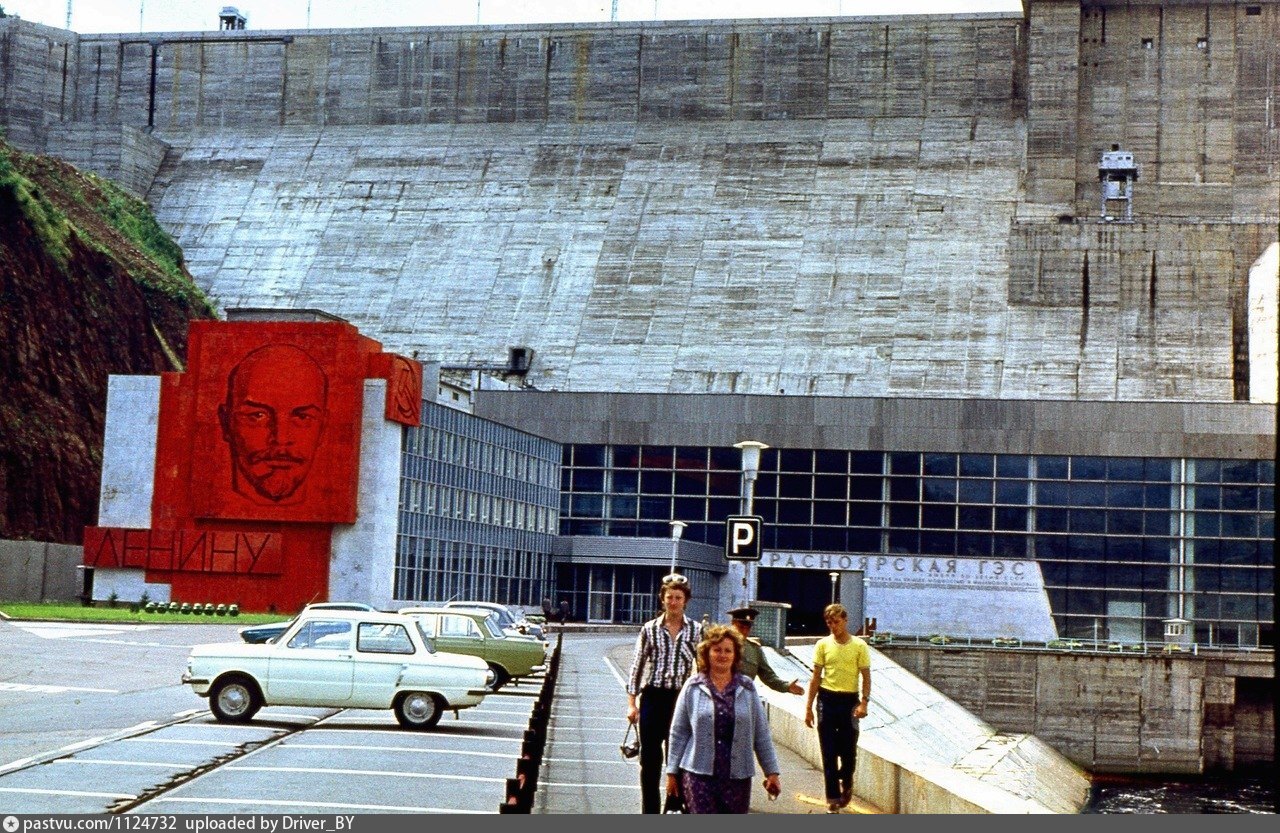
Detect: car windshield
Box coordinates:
(480, 612, 506, 638)
(450, 602, 515, 627)
(413, 620, 437, 653)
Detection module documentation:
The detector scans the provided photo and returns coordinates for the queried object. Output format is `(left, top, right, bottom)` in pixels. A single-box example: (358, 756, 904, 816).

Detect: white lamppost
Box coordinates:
(829, 571, 839, 605)
(733, 440, 769, 609)
(668, 520, 687, 576)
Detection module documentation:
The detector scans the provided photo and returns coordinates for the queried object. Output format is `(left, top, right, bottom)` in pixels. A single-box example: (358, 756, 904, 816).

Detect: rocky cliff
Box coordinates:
(0, 139, 215, 544)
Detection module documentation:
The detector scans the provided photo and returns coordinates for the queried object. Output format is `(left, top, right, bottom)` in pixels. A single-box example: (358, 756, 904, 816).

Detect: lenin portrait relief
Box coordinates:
(218, 344, 329, 506)
(188, 326, 361, 524)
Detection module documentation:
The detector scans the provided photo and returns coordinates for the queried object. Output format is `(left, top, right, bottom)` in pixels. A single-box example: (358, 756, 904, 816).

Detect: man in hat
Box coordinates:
(728, 606, 804, 695)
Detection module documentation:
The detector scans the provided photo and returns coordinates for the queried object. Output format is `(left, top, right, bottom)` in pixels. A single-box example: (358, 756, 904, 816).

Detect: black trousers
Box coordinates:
(816, 688, 861, 801)
(638, 685, 680, 814)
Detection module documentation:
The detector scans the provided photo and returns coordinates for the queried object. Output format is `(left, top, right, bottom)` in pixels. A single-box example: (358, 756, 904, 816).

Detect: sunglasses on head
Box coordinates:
(662, 573, 689, 586)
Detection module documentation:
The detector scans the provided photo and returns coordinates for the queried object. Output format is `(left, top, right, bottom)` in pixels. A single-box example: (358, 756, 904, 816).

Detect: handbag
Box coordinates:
(662, 792, 686, 814)
(619, 721, 639, 759)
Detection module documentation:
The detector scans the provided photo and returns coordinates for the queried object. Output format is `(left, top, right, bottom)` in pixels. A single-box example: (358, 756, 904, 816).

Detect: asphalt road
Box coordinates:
(0, 618, 541, 814)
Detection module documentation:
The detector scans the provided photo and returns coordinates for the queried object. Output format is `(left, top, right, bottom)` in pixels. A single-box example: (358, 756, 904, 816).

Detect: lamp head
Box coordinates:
(733, 440, 769, 477)
(669, 520, 687, 540)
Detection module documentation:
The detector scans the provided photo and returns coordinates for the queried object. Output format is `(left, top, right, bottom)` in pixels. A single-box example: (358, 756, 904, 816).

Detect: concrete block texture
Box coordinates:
(881, 644, 1274, 774)
(3, 6, 1275, 402)
(475, 391, 1275, 460)
(0, 539, 82, 602)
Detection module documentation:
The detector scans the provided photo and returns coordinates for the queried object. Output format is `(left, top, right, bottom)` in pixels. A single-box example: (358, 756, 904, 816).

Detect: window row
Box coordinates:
(561, 491, 1270, 540)
(563, 469, 1271, 512)
(1040, 562, 1274, 593)
(560, 518, 1273, 564)
(402, 481, 557, 534)
(561, 446, 1274, 485)
(392, 539, 551, 607)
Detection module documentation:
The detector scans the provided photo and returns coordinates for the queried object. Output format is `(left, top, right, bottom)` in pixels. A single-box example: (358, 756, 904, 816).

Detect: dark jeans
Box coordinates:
(816, 688, 861, 801)
(638, 685, 680, 814)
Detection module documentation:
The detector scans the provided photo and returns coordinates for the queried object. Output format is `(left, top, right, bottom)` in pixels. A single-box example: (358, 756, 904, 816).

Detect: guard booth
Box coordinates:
(749, 600, 791, 651)
(219, 6, 247, 29)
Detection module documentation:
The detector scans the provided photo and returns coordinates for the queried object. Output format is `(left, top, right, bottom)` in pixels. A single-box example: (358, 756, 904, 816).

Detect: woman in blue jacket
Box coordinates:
(665, 624, 783, 813)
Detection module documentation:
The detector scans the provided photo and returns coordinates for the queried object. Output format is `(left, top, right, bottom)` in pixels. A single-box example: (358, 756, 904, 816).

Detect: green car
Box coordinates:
(400, 607, 547, 690)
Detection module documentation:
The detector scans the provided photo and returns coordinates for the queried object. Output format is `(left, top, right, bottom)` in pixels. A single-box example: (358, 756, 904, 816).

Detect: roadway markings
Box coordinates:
(281, 743, 516, 760)
(122, 738, 241, 748)
(51, 759, 186, 769)
(6, 622, 160, 639)
(224, 765, 507, 784)
(147, 796, 489, 814)
(0, 787, 137, 799)
(0, 682, 119, 694)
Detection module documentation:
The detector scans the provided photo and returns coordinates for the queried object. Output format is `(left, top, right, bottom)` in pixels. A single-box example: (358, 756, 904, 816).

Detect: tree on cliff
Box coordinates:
(0, 140, 216, 543)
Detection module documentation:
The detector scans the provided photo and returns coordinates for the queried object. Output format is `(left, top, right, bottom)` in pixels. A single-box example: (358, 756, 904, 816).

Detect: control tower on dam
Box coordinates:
(1, 0, 1276, 402)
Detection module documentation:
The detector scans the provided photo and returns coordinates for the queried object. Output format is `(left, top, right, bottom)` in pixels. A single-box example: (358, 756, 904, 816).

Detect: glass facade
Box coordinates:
(553, 563, 719, 626)
(560, 445, 1275, 646)
(394, 402, 560, 607)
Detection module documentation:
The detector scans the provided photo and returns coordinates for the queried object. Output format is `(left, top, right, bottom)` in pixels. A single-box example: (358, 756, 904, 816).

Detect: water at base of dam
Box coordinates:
(1086, 770, 1275, 814)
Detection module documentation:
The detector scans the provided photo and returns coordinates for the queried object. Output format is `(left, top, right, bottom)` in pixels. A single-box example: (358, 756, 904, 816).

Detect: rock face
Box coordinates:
(0, 141, 215, 544)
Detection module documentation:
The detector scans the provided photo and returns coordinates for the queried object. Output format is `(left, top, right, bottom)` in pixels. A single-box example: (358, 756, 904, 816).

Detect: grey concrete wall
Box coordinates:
(474, 391, 1276, 459)
(881, 644, 1275, 773)
(0, 540, 83, 602)
(3, 4, 1276, 401)
(0, 18, 77, 151)
(330, 380, 401, 611)
(45, 123, 170, 198)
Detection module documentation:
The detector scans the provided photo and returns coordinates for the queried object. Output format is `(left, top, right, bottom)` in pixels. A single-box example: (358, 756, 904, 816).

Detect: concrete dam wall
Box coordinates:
(1, 1, 1277, 400)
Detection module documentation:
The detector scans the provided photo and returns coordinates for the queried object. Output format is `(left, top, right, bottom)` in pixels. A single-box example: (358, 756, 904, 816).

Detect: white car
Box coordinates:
(442, 600, 546, 641)
(182, 610, 494, 730)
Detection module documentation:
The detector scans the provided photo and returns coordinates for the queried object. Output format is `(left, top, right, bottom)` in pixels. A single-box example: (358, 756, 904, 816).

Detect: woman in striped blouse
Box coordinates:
(625, 574, 704, 813)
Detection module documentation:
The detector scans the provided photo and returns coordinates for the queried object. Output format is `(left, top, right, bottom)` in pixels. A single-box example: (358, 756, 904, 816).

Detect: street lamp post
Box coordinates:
(668, 520, 687, 576)
(829, 571, 839, 605)
(733, 440, 769, 610)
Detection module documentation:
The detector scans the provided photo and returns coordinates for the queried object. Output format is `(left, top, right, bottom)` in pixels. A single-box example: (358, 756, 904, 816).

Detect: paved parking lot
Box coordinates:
(0, 619, 540, 814)
(0, 622, 827, 814)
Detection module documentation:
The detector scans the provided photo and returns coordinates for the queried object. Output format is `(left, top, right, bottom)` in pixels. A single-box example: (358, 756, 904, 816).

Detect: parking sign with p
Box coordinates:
(725, 515, 762, 561)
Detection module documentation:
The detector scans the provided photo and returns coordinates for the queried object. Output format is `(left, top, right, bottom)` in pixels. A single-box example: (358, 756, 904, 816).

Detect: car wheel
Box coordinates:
(395, 691, 445, 730)
(487, 663, 511, 692)
(209, 675, 262, 723)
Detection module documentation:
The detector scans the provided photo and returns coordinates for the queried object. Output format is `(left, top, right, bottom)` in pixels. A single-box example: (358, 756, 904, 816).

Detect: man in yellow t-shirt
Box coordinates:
(803, 603, 872, 813)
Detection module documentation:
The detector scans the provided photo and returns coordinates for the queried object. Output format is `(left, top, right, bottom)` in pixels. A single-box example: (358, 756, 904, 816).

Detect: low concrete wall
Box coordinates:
(761, 644, 1090, 814)
(0, 539, 83, 602)
(881, 644, 1275, 774)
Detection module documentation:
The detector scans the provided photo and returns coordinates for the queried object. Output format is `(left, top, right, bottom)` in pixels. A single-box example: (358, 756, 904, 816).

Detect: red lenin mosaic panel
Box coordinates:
(84, 318, 422, 612)
(186, 322, 368, 524)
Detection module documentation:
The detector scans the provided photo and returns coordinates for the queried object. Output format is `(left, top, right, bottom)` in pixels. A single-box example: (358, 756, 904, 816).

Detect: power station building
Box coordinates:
(1, 0, 1274, 645)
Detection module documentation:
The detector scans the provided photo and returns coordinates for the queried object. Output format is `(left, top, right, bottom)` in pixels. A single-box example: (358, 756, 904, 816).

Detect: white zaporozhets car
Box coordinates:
(182, 609, 494, 730)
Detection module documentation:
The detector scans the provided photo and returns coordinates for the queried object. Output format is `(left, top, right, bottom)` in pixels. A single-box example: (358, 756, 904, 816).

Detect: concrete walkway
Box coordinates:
(534, 632, 880, 815)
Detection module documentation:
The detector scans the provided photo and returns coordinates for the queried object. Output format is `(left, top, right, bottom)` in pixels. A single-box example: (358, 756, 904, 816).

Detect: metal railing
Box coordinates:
(498, 631, 562, 813)
(865, 632, 1271, 657)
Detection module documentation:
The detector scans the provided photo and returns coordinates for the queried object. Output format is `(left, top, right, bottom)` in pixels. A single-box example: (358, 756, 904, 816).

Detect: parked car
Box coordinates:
(237, 602, 377, 645)
(184, 609, 494, 729)
(400, 607, 548, 691)
(442, 600, 546, 641)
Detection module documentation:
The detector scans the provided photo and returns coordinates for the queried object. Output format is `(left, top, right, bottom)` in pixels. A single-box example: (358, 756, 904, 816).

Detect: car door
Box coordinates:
(350, 621, 418, 707)
(266, 619, 355, 704)
(434, 613, 487, 663)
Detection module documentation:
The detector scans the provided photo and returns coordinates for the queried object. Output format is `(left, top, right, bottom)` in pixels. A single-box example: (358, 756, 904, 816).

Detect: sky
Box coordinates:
(13, 0, 1023, 34)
